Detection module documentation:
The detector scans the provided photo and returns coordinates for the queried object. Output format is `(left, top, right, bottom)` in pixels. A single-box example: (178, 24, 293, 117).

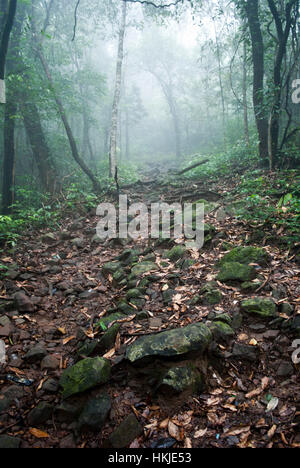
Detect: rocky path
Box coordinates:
(0, 175, 299, 449)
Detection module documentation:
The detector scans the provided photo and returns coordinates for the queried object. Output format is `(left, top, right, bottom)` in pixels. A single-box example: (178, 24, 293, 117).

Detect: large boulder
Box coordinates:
(59, 357, 111, 399)
(126, 322, 212, 363)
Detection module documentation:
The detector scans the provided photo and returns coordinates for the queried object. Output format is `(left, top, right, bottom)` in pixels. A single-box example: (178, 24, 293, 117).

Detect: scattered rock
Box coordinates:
(241, 297, 277, 318)
(209, 321, 235, 342)
(40, 355, 60, 371)
(218, 246, 269, 266)
(27, 402, 53, 426)
(0, 435, 21, 448)
(13, 292, 34, 313)
(78, 393, 111, 432)
(59, 357, 111, 399)
(126, 322, 212, 363)
(130, 261, 159, 278)
(157, 365, 204, 394)
(276, 361, 294, 377)
(24, 344, 47, 363)
(217, 262, 257, 283)
(42, 378, 59, 393)
(109, 414, 143, 448)
(59, 434, 76, 448)
(231, 342, 259, 362)
(41, 233, 57, 245)
(0, 339, 6, 365)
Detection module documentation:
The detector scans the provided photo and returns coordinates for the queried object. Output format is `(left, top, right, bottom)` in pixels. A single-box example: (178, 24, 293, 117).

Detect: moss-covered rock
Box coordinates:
(209, 321, 235, 341)
(203, 289, 222, 305)
(218, 246, 269, 266)
(241, 281, 261, 292)
(157, 365, 205, 394)
(241, 297, 277, 318)
(112, 269, 127, 287)
(118, 249, 140, 266)
(212, 313, 232, 325)
(59, 357, 111, 399)
(78, 324, 120, 358)
(126, 288, 144, 300)
(130, 261, 159, 278)
(163, 245, 186, 262)
(217, 262, 257, 283)
(126, 322, 212, 363)
(96, 313, 126, 329)
(102, 261, 122, 277)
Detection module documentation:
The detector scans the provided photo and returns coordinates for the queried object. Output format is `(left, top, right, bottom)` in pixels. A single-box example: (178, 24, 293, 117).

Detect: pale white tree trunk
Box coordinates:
(109, 1, 127, 179)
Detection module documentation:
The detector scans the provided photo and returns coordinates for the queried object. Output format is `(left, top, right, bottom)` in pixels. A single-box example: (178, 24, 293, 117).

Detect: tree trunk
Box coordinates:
(109, 1, 127, 179)
(21, 99, 57, 194)
(0, 0, 17, 104)
(244, 0, 269, 166)
(242, 38, 250, 145)
(35, 44, 101, 193)
(2, 93, 16, 213)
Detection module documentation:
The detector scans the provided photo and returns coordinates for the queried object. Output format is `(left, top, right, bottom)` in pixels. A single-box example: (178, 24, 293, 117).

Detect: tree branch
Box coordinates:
(122, 0, 187, 8)
(72, 0, 80, 41)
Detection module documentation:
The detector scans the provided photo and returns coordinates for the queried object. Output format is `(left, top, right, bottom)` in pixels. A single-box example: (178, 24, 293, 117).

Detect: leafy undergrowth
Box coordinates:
(0, 170, 299, 449)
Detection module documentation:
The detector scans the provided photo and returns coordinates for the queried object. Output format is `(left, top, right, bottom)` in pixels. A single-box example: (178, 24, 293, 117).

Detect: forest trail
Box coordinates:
(0, 170, 299, 449)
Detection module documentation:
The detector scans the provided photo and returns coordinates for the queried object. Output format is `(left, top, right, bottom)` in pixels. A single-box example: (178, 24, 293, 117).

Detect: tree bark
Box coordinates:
(109, 1, 127, 179)
(2, 93, 16, 213)
(0, 0, 17, 103)
(242, 37, 250, 145)
(244, 0, 269, 166)
(21, 99, 58, 194)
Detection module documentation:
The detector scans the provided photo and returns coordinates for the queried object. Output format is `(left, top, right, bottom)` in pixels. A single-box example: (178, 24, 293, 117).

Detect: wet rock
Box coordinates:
(13, 292, 34, 313)
(109, 414, 143, 448)
(27, 402, 53, 426)
(77, 393, 111, 432)
(24, 344, 47, 363)
(0, 435, 21, 448)
(231, 342, 259, 362)
(241, 297, 277, 318)
(126, 322, 212, 363)
(59, 357, 111, 399)
(217, 262, 257, 283)
(218, 246, 269, 266)
(157, 365, 204, 394)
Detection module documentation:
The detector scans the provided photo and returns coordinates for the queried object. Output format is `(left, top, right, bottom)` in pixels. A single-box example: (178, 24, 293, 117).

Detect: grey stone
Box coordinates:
(109, 414, 143, 448)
